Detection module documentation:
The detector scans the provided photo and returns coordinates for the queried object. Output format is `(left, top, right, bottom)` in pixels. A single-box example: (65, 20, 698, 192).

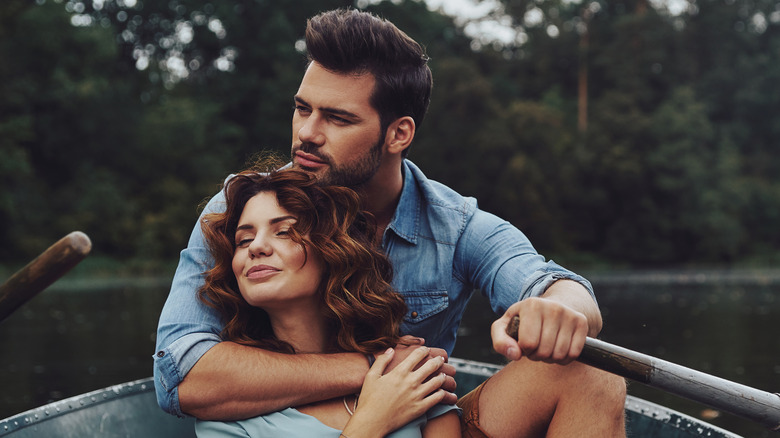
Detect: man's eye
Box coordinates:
(294, 105, 311, 114)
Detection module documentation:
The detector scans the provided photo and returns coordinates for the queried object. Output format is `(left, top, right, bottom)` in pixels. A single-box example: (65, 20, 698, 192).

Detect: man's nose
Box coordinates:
(297, 115, 325, 146)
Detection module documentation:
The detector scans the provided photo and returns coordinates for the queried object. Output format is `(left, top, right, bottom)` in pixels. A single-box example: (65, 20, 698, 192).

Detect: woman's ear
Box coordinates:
(385, 116, 415, 155)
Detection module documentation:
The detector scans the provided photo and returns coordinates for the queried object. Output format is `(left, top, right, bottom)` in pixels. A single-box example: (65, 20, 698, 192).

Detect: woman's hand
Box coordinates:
(341, 347, 448, 438)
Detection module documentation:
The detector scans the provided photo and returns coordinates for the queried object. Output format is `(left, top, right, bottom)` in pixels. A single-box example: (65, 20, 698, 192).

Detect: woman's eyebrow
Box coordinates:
(236, 215, 296, 234)
(269, 215, 296, 225)
(236, 224, 254, 232)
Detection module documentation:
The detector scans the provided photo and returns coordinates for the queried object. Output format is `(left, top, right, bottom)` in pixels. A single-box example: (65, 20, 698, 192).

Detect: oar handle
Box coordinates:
(0, 231, 92, 323)
(506, 315, 780, 430)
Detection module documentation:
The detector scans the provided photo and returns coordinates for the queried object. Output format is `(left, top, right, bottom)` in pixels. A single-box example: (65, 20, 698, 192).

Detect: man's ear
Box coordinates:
(385, 116, 415, 155)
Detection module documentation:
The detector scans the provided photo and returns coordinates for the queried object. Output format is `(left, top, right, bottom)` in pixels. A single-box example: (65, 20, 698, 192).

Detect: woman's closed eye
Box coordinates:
(236, 237, 253, 248)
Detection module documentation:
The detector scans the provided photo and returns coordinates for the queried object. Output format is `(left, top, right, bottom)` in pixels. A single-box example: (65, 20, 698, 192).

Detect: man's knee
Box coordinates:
(576, 364, 627, 408)
(496, 359, 627, 409)
(605, 371, 628, 402)
(477, 360, 627, 437)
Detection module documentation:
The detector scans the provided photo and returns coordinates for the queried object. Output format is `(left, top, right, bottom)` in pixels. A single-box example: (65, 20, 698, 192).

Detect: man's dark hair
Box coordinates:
(305, 9, 432, 155)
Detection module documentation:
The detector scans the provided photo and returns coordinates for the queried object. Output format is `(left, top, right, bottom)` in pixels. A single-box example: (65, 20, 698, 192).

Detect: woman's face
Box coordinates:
(231, 191, 324, 311)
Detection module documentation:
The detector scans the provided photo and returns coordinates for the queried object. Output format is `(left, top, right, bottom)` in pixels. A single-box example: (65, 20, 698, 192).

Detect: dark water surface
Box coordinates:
(454, 270, 780, 438)
(2, 271, 779, 437)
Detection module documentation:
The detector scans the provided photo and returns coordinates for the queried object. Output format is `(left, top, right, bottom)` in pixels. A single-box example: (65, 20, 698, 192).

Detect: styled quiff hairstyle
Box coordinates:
(305, 8, 432, 154)
(198, 164, 406, 355)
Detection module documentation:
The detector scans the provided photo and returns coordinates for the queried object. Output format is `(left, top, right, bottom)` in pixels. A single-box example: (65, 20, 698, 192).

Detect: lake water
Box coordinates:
(1, 270, 779, 437)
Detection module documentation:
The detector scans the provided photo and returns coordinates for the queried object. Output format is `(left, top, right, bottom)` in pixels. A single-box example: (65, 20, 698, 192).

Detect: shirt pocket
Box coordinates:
(401, 290, 448, 324)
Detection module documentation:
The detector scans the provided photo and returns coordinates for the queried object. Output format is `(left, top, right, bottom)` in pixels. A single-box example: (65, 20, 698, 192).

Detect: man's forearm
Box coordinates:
(179, 341, 368, 420)
(542, 279, 603, 337)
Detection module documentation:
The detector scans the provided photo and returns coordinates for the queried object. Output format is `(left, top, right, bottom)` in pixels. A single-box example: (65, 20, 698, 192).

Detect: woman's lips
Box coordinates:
(247, 264, 280, 279)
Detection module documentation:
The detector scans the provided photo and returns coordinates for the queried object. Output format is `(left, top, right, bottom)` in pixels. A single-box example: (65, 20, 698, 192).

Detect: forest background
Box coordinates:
(3, 0, 780, 274)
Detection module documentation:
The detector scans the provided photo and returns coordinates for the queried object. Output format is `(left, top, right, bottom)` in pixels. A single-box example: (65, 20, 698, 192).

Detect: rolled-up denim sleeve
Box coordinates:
(456, 209, 595, 315)
(153, 191, 226, 417)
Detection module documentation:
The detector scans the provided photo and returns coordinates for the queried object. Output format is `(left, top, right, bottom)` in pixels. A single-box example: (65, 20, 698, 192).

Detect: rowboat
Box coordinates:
(0, 358, 742, 437)
(0, 233, 768, 437)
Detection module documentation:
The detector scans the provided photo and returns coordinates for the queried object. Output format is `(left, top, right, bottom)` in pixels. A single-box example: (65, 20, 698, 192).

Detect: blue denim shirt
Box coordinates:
(153, 160, 594, 416)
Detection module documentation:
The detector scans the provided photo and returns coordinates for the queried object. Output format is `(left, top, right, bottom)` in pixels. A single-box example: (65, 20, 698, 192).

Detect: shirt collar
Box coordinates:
(386, 160, 421, 245)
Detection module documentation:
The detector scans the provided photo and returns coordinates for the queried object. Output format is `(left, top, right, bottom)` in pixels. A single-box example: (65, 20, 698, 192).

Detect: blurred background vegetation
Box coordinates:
(3, 0, 780, 272)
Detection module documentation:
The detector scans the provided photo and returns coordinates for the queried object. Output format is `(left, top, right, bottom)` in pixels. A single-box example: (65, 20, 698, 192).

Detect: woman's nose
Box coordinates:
(248, 236, 272, 258)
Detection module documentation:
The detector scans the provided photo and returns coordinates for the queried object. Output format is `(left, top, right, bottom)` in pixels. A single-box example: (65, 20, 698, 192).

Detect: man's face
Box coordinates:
(291, 62, 385, 188)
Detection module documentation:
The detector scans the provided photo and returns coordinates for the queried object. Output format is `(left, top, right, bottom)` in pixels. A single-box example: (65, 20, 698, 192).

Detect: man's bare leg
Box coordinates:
(477, 357, 627, 437)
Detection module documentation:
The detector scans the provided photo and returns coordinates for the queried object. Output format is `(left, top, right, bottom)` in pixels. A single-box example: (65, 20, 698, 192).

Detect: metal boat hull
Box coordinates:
(0, 358, 742, 437)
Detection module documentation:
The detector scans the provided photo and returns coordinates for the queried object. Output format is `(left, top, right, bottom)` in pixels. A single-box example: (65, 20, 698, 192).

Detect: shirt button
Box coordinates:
(410, 311, 418, 318)
(157, 351, 165, 358)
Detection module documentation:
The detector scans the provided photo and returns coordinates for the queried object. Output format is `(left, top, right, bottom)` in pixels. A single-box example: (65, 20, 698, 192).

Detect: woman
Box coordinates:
(194, 164, 460, 437)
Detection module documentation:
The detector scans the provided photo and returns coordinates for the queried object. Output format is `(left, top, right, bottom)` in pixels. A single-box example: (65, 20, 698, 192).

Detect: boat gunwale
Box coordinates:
(0, 378, 156, 436)
(0, 360, 745, 437)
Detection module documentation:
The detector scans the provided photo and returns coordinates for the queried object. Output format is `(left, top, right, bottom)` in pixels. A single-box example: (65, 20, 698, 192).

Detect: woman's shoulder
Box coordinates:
(195, 408, 342, 438)
(426, 403, 461, 420)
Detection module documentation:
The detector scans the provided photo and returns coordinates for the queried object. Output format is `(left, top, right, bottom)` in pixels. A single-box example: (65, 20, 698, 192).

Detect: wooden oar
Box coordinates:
(507, 315, 780, 431)
(0, 231, 92, 323)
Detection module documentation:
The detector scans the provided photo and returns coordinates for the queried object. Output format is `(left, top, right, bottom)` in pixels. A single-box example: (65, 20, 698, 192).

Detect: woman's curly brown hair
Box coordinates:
(198, 164, 406, 355)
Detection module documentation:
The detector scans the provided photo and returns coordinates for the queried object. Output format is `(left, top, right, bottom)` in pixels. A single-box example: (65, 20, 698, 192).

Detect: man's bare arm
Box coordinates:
(179, 339, 458, 420)
(180, 342, 367, 420)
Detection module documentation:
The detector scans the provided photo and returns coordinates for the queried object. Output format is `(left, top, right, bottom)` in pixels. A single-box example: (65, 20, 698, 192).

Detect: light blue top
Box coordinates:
(154, 159, 595, 416)
(194, 403, 458, 437)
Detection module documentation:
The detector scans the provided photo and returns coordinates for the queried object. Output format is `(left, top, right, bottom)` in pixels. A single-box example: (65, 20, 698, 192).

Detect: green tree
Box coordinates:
(0, 1, 140, 259)
(8, 0, 780, 266)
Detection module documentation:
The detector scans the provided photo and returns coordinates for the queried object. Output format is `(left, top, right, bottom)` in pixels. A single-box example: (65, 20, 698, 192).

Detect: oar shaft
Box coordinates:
(0, 231, 92, 323)
(507, 315, 780, 430)
(582, 337, 780, 431)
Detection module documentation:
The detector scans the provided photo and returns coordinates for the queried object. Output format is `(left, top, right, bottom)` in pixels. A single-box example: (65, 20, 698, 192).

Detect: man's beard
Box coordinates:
(294, 135, 384, 188)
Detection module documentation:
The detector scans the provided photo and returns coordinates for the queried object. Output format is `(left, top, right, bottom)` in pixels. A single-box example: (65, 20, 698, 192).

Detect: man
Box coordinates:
(154, 8, 626, 437)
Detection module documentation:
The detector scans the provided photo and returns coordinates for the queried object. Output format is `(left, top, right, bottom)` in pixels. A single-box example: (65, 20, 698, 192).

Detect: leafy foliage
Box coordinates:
(3, 0, 780, 267)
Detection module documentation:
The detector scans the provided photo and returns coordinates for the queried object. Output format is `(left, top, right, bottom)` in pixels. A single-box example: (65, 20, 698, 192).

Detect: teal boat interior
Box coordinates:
(0, 358, 742, 438)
